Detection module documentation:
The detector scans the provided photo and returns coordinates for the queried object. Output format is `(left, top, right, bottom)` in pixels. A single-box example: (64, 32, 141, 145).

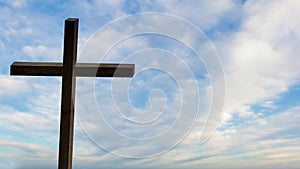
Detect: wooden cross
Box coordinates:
(10, 18, 134, 169)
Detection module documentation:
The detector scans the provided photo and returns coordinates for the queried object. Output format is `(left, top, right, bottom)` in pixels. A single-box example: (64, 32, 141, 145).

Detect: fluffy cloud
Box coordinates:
(1, 0, 300, 169)
(220, 0, 300, 122)
(71, 104, 300, 169)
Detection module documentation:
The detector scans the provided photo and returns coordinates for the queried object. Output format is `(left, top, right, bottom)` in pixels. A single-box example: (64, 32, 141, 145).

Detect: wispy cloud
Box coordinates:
(0, 0, 299, 169)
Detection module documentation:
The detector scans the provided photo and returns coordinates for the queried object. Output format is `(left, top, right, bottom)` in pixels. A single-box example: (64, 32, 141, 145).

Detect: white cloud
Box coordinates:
(0, 140, 56, 158)
(0, 77, 61, 136)
(22, 45, 61, 60)
(146, 104, 300, 169)
(0, 0, 29, 8)
(71, 1, 300, 166)
(70, 0, 125, 24)
(0, 109, 58, 133)
(0, 7, 32, 37)
(0, 75, 30, 97)
(220, 0, 300, 122)
(129, 0, 237, 31)
(1, 0, 300, 168)
(0, 40, 4, 50)
(160, 0, 236, 28)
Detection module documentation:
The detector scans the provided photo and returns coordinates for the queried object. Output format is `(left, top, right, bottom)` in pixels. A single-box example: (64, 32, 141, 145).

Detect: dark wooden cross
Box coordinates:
(10, 18, 134, 169)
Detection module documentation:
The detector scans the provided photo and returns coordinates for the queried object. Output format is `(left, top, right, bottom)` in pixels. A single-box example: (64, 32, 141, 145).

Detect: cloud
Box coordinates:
(219, 0, 300, 122)
(0, 157, 16, 169)
(158, 0, 236, 29)
(0, 0, 29, 8)
(22, 45, 61, 60)
(72, 1, 300, 167)
(66, 0, 126, 32)
(0, 7, 32, 38)
(0, 140, 56, 158)
(74, 13, 224, 157)
(0, 108, 58, 133)
(1, 0, 300, 169)
(0, 140, 57, 169)
(122, 0, 238, 30)
(216, 105, 300, 169)
(0, 40, 4, 50)
(0, 77, 61, 139)
(0, 75, 30, 98)
(142, 104, 300, 169)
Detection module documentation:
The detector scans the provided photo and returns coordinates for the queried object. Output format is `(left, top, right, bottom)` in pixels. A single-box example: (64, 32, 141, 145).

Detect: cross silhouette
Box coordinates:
(10, 18, 134, 169)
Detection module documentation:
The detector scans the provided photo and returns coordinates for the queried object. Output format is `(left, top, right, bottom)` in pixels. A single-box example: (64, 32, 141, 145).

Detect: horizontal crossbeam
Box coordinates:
(10, 62, 135, 77)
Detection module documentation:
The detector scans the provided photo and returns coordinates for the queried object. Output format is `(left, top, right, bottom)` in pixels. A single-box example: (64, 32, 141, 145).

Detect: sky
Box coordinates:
(0, 0, 300, 169)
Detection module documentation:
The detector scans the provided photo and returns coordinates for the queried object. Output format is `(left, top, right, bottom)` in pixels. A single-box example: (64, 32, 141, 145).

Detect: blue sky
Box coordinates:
(1, 0, 300, 169)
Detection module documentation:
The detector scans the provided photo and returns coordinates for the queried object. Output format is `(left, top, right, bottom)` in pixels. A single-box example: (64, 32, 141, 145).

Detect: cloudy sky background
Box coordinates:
(0, 0, 300, 169)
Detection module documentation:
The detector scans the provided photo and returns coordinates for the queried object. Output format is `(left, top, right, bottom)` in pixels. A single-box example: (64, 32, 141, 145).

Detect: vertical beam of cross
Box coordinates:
(58, 18, 78, 169)
(9, 18, 134, 169)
